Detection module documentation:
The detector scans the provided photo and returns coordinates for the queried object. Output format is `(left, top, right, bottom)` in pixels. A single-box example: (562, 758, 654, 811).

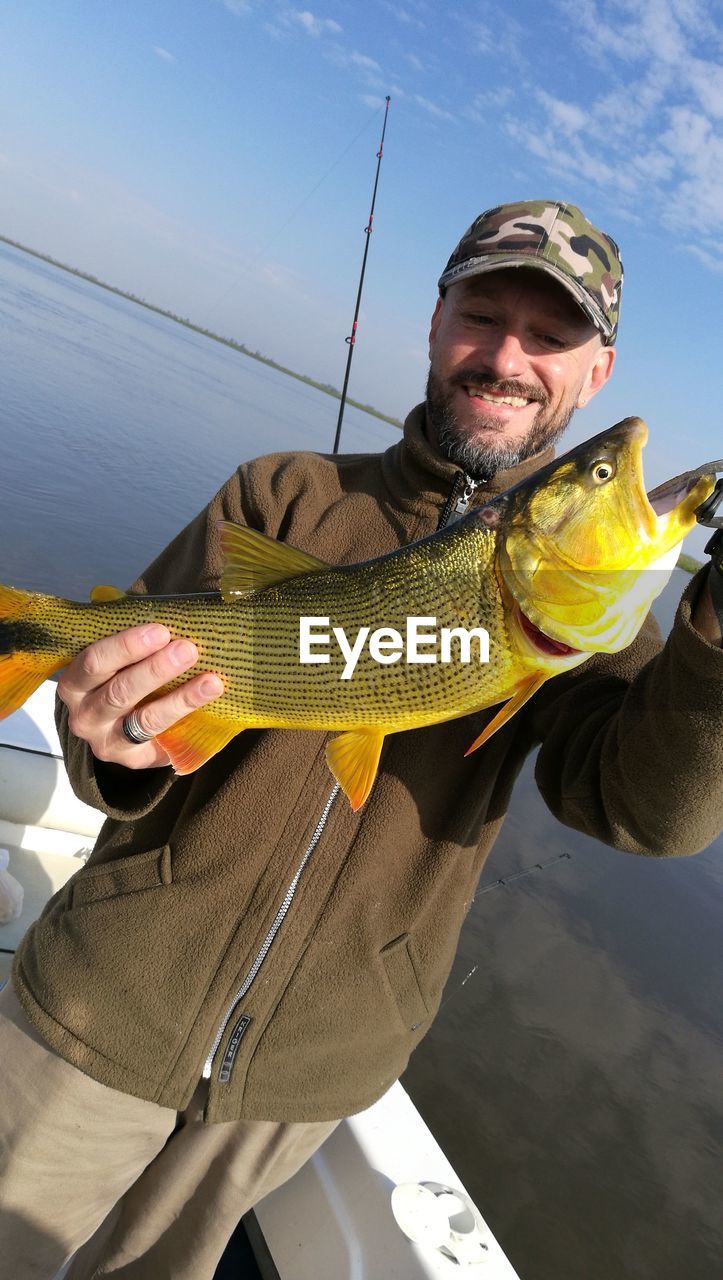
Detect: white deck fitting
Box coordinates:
(254, 1081, 521, 1278)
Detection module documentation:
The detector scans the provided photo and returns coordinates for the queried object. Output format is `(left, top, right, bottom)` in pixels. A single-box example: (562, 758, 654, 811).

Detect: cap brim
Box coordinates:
(437, 253, 615, 342)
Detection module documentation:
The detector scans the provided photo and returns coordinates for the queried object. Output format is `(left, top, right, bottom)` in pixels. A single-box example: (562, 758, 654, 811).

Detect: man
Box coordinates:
(2, 200, 722, 1278)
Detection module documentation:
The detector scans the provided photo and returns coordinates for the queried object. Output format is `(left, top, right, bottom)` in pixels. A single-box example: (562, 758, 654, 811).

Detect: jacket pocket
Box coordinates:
(71, 844, 173, 907)
(379, 933, 430, 1032)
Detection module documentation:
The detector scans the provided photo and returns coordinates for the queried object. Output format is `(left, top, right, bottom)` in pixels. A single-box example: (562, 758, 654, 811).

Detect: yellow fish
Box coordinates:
(0, 417, 713, 809)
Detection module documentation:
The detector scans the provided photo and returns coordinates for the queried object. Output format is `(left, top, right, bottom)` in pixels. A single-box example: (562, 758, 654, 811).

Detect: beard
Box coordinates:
(425, 365, 576, 480)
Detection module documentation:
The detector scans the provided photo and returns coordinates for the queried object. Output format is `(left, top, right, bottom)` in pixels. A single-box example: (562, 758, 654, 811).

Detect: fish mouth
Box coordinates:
(517, 606, 581, 657)
(647, 472, 715, 519)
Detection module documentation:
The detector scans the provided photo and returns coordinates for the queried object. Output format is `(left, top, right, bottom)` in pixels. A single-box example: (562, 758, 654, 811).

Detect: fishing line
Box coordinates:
(195, 102, 386, 326)
(436, 851, 572, 1014)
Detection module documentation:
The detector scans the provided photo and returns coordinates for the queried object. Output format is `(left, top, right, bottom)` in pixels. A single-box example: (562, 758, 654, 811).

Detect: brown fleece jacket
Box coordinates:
(12, 406, 723, 1122)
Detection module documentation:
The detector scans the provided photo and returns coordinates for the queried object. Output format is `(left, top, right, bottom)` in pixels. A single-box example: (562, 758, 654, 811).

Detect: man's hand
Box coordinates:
(57, 625, 224, 769)
(692, 528, 723, 648)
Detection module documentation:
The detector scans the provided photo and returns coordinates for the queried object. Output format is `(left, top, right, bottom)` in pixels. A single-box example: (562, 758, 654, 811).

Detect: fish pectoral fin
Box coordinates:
(218, 520, 331, 599)
(155, 707, 243, 774)
(464, 672, 547, 756)
(326, 727, 386, 812)
(90, 584, 127, 602)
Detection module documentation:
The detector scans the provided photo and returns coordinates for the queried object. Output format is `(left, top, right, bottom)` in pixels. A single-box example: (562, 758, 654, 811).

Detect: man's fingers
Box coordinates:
(59, 625, 172, 699)
(117, 672, 225, 743)
(58, 622, 225, 769)
(58, 624, 224, 772)
(103, 640, 199, 713)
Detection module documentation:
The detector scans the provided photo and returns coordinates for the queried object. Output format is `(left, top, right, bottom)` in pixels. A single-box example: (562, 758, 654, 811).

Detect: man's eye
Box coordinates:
(467, 313, 494, 325)
(538, 332, 567, 350)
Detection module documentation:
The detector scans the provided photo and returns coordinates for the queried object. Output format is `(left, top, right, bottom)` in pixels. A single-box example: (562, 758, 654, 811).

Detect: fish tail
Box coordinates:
(0, 583, 69, 719)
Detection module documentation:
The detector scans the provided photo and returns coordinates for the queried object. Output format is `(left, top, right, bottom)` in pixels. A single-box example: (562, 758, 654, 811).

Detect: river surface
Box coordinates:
(2, 240, 721, 1280)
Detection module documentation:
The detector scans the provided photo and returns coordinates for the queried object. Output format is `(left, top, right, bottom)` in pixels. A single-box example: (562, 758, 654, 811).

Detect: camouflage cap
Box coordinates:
(438, 199, 623, 345)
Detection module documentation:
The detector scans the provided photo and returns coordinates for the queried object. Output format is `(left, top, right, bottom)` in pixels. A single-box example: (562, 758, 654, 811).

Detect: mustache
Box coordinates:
(450, 370, 548, 406)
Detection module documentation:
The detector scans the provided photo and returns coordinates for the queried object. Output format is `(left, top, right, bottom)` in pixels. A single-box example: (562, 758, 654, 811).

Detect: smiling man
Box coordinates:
(2, 199, 722, 1280)
(426, 201, 619, 478)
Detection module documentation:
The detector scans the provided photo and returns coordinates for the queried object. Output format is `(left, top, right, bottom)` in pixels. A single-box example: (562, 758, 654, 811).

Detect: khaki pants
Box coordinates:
(0, 984, 339, 1279)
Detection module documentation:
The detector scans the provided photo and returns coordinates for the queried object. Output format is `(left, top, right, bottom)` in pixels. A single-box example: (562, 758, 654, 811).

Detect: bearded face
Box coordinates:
(425, 364, 577, 480)
(425, 271, 613, 480)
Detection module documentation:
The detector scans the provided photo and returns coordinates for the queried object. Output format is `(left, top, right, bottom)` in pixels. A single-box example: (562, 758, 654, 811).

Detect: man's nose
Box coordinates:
(481, 330, 526, 379)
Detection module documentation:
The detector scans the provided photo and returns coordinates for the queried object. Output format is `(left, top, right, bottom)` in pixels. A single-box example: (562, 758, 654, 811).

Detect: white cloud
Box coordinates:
(687, 56, 723, 118)
(684, 243, 723, 273)
(405, 52, 424, 71)
(536, 89, 587, 134)
(380, 1, 427, 30)
(414, 94, 454, 122)
(153, 46, 176, 63)
(350, 51, 380, 72)
(285, 9, 342, 37)
(223, 0, 253, 14)
(497, 0, 723, 275)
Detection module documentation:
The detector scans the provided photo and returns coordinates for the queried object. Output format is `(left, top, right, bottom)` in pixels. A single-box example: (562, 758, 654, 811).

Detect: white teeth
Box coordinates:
(466, 388, 529, 407)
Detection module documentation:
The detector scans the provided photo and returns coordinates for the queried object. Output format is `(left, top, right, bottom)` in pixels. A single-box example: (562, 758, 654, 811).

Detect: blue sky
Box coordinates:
(1, 0, 722, 549)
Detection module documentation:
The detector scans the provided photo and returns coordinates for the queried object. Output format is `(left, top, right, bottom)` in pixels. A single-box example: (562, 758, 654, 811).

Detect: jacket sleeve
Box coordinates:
(531, 569, 723, 857)
(56, 457, 277, 819)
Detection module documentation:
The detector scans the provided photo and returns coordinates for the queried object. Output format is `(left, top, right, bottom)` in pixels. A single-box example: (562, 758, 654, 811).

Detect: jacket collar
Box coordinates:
(381, 402, 556, 523)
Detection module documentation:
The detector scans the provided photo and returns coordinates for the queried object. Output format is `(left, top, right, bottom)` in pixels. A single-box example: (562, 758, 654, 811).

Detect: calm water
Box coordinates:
(2, 241, 721, 1280)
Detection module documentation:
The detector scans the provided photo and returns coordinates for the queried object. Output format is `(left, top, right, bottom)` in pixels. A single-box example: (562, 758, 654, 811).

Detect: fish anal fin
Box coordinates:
(464, 672, 547, 756)
(326, 728, 386, 811)
(217, 520, 330, 599)
(90, 585, 126, 602)
(156, 707, 243, 774)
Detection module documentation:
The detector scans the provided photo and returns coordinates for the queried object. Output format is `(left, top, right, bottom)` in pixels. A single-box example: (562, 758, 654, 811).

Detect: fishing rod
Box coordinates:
(332, 95, 391, 454)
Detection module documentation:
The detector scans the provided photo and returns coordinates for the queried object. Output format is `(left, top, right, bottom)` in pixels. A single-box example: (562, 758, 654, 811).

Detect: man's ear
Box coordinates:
(428, 296, 444, 357)
(577, 345, 615, 408)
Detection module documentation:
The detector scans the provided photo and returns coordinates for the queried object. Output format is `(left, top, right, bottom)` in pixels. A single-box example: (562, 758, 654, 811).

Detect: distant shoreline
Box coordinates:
(0, 232, 703, 573)
(0, 232, 403, 431)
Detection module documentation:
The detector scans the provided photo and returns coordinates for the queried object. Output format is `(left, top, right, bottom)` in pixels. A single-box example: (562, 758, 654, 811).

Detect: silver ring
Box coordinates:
(121, 710, 155, 745)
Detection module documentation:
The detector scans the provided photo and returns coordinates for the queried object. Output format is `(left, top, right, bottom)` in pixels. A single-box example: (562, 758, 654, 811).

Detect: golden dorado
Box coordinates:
(0, 418, 713, 809)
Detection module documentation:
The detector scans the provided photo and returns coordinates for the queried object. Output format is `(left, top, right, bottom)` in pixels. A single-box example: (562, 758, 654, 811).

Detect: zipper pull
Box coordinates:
(454, 475, 480, 515)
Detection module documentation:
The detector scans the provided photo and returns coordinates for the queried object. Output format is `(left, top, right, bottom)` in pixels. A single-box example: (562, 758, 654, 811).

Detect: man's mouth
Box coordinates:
(464, 386, 532, 408)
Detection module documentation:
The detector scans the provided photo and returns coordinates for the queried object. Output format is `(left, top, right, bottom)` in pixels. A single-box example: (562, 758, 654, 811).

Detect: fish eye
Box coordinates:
(591, 459, 616, 484)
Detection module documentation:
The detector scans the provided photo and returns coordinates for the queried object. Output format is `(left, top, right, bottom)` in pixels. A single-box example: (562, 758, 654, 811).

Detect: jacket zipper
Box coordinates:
(437, 471, 480, 530)
(202, 782, 340, 1080)
(203, 474, 474, 1083)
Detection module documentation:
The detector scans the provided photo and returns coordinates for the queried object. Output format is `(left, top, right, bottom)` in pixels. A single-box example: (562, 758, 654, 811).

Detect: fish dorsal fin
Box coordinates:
(218, 520, 330, 599)
(90, 584, 127, 602)
(326, 727, 387, 811)
(464, 672, 547, 755)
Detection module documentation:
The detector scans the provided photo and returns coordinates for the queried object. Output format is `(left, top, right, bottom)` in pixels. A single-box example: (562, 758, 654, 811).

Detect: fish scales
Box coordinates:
(235, 524, 517, 728)
(7, 524, 518, 732)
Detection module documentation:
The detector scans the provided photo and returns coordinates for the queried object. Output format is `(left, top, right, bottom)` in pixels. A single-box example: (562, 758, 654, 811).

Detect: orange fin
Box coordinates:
(464, 672, 547, 756)
(0, 654, 62, 719)
(0, 584, 64, 718)
(326, 728, 386, 811)
(90, 584, 126, 602)
(155, 707, 243, 774)
(218, 520, 330, 600)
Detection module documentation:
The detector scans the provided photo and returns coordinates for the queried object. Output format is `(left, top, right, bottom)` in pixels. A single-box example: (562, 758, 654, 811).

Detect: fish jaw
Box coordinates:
(495, 418, 714, 655)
